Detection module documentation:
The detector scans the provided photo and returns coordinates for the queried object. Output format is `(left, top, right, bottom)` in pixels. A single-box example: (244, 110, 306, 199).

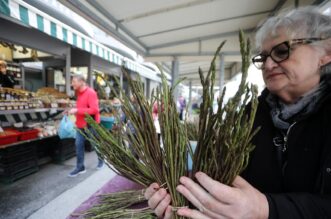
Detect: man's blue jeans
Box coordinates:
(75, 127, 103, 169)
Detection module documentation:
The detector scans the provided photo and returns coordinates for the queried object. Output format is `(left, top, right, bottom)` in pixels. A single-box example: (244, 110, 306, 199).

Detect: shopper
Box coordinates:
(110, 97, 124, 131)
(67, 74, 104, 177)
(177, 96, 186, 120)
(152, 101, 161, 142)
(0, 59, 15, 88)
(145, 7, 331, 219)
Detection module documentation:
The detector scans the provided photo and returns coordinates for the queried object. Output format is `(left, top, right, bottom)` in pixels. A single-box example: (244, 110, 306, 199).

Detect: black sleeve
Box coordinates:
(266, 193, 331, 219)
(1, 74, 16, 88)
(7, 74, 16, 87)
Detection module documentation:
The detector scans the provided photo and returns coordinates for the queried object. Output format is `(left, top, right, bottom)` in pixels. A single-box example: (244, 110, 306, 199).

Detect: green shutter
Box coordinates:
(0, 0, 10, 16)
(37, 14, 44, 31)
(50, 22, 57, 37)
(107, 51, 110, 60)
(89, 42, 92, 53)
(96, 45, 99, 56)
(73, 33, 77, 46)
(19, 5, 29, 25)
(62, 28, 68, 42)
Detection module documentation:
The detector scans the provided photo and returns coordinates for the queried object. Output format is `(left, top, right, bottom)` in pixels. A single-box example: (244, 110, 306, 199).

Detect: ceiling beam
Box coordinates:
(146, 51, 241, 57)
(138, 10, 270, 38)
(119, 0, 215, 23)
(148, 28, 255, 50)
(160, 62, 172, 72)
(86, 0, 148, 50)
(269, 0, 288, 16)
(59, 0, 147, 55)
(312, 0, 330, 5)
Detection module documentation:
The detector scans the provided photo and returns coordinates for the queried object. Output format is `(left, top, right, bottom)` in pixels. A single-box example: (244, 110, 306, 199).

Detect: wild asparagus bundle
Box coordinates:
(185, 122, 200, 141)
(84, 66, 189, 218)
(84, 116, 155, 187)
(78, 189, 156, 219)
(86, 207, 155, 219)
(83, 30, 259, 218)
(192, 30, 259, 185)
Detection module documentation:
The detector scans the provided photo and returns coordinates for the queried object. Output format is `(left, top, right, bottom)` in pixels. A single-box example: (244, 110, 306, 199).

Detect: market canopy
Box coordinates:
(0, 0, 161, 82)
(58, 0, 328, 86)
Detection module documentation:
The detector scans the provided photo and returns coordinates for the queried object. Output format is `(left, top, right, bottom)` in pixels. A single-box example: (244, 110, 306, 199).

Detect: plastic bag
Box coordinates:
(58, 115, 76, 139)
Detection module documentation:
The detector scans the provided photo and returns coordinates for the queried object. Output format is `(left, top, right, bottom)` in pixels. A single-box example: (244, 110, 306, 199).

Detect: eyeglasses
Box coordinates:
(252, 38, 323, 69)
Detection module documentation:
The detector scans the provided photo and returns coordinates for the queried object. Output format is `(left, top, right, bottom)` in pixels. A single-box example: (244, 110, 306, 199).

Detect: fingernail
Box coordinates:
(179, 176, 187, 183)
(176, 185, 184, 193)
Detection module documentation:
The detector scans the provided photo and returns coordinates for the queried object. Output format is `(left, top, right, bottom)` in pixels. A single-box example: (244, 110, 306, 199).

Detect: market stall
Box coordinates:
(0, 0, 162, 183)
(0, 87, 74, 183)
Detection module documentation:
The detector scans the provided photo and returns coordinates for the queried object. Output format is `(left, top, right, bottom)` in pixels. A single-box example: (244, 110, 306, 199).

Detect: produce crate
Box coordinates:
(36, 136, 59, 161)
(18, 129, 39, 141)
(0, 130, 20, 146)
(52, 138, 76, 163)
(0, 143, 38, 183)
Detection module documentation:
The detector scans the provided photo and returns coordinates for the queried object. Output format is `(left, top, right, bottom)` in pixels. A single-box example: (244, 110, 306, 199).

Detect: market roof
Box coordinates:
(1, 0, 162, 82)
(58, 0, 328, 86)
(22, 0, 91, 37)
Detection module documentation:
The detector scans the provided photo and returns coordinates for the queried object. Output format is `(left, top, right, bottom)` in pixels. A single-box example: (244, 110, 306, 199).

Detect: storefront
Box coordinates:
(0, 0, 161, 183)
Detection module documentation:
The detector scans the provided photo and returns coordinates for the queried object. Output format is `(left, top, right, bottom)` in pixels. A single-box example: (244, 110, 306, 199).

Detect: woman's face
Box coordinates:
(261, 32, 327, 103)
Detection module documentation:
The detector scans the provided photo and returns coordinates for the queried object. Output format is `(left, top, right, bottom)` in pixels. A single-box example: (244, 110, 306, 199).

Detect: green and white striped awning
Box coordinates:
(0, 0, 161, 82)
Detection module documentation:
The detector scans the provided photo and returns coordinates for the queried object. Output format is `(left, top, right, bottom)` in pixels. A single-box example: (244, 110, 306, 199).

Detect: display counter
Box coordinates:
(0, 107, 74, 183)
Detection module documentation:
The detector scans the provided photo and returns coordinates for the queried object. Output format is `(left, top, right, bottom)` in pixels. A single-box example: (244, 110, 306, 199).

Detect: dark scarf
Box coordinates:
(266, 81, 328, 130)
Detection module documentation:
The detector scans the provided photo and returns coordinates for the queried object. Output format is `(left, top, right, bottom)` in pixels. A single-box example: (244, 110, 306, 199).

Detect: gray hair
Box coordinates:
(71, 73, 86, 82)
(255, 6, 331, 52)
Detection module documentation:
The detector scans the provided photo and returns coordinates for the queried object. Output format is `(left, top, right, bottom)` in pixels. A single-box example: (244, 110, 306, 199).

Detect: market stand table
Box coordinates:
(68, 175, 144, 219)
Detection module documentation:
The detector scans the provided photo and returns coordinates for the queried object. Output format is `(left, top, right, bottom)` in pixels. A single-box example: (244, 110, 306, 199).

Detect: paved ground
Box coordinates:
(0, 152, 115, 219)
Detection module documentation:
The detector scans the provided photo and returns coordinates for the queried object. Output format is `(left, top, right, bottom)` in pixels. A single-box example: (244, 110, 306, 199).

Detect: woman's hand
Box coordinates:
(176, 172, 269, 219)
(144, 183, 173, 219)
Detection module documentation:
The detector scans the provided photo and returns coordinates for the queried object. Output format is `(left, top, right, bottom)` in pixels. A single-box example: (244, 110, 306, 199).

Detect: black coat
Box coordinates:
(0, 72, 15, 88)
(241, 85, 331, 219)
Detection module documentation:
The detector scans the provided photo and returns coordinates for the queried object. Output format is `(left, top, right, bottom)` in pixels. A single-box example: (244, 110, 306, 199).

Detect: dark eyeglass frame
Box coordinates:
(252, 38, 323, 69)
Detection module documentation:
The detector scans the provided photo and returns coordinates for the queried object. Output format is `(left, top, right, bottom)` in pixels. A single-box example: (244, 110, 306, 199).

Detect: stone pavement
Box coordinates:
(0, 151, 116, 219)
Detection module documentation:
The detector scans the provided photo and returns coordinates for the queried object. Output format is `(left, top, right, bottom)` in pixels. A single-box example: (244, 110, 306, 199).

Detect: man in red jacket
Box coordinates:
(67, 74, 104, 177)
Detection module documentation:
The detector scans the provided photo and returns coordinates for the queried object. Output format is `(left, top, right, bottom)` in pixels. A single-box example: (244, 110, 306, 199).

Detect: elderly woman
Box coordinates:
(144, 7, 331, 219)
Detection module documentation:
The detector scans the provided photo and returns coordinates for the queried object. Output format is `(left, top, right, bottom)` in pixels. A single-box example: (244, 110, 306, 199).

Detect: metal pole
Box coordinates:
(219, 53, 225, 96)
(65, 47, 71, 96)
(188, 80, 192, 115)
(171, 56, 179, 100)
(88, 55, 93, 88)
(146, 78, 151, 100)
(120, 68, 123, 99)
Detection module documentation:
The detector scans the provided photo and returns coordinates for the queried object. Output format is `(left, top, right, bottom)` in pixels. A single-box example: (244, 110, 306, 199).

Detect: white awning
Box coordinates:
(0, 0, 161, 82)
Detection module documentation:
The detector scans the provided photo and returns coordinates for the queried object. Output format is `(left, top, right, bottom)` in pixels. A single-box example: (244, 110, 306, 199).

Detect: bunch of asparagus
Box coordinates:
(81, 30, 259, 218)
(192, 30, 259, 185)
